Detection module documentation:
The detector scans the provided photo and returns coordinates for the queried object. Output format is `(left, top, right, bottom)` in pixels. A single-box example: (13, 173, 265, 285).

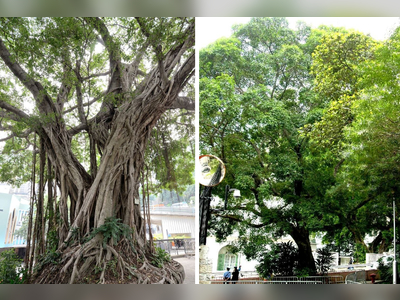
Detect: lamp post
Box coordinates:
(199, 190, 213, 246)
(200, 184, 241, 245)
(199, 155, 225, 245)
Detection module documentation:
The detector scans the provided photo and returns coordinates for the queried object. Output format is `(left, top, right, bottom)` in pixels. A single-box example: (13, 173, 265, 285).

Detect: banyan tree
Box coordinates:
(0, 17, 195, 283)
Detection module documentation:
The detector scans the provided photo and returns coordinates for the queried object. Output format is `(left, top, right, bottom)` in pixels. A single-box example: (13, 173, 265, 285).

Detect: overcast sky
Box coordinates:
(196, 17, 400, 49)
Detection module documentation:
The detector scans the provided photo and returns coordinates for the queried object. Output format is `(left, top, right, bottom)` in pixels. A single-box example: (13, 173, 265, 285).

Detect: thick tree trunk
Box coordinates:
(290, 226, 317, 275)
(29, 50, 194, 285)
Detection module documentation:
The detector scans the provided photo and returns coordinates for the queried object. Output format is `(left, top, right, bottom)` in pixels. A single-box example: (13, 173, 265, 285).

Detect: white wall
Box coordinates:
(150, 214, 195, 238)
(206, 235, 259, 273)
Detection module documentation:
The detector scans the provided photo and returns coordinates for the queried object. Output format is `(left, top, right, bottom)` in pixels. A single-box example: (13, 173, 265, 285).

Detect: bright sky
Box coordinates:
(196, 17, 400, 49)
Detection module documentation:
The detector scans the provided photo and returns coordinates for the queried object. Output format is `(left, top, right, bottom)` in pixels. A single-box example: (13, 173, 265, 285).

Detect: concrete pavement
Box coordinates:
(174, 256, 195, 284)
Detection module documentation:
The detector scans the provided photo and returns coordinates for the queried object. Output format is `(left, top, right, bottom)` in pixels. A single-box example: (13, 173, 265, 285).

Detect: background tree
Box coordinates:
(333, 27, 400, 256)
(0, 17, 194, 284)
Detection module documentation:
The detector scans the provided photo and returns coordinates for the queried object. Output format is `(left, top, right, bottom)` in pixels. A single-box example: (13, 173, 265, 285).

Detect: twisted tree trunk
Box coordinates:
(31, 50, 194, 284)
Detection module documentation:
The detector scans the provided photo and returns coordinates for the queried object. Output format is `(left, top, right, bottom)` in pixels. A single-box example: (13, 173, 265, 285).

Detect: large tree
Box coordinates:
(0, 17, 194, 283)
(200, 17, 392, 274)
(200, 18, 320, 274)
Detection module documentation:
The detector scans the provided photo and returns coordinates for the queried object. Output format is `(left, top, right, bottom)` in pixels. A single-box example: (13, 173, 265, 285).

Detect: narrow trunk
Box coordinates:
(25, 135, 37, 274)
(35, 137, 46, 260)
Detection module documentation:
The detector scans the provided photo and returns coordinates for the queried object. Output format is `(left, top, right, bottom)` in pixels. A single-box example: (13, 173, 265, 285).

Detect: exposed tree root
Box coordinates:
(30, 236, 185, 284)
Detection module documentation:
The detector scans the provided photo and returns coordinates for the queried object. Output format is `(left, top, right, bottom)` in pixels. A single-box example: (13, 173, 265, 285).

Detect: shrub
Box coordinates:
(377, 257, 400, 284)
(315, 247, 334, 275)
(0, 249, 26, 284)
(151, 247, 171, 268)
(256, 241, 299, 278)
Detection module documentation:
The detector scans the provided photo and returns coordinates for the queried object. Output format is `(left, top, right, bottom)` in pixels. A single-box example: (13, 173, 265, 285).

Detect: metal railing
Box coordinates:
(143, 207, 195, 215)
(154, 238, 195, 258)
(211, 275, 344, 284)
(211, 271, 260, 281)
(345, 271, 366, 284)
(264, 275, 344, 284)
(217, 280, 323, 284)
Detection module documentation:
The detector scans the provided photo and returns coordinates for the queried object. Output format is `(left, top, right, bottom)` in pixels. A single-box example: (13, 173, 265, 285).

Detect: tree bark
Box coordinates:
(290, 226, 317, 275)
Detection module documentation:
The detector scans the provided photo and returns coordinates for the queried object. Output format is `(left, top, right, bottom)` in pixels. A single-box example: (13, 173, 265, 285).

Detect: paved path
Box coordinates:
(174, 256, 195, 284)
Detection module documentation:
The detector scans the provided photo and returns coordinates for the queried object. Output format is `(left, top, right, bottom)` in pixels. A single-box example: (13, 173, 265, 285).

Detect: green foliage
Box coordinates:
(106, 258, 118, 277)
(0, 138, 33, 186)
(311, 31, 376, 102)
(151, 247, 171, 268)
(85, 217, 133, 248)
(34, 251, 61, 274)
(315, 247, 334, 275)
(147, 110, 195, 194)
(46, 229, 59, 253)
(255, 242, 299, 278)
(353, 243, 367, 263)
(200, 37, 243, 79)
(377, 257, 400, 284)
(33, 230, 61, 274)
(0, 250, 26, 284)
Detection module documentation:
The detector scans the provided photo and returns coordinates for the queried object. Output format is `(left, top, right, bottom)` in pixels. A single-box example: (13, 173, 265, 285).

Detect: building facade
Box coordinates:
(0, 192, 30, 248)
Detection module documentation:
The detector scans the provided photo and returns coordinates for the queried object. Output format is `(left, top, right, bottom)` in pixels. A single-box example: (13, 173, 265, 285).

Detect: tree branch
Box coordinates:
(83, 17, 120, 70)
(75, 60, 87, 124)
(213, 213, 269, 228)
(168, 96, 194, 111)
(229, 205, 263, 217)
(0, 100, 30, 120)
(135, 17, 169, 87)
(56, 47, 74, 112)
(334, 158, 345, 177)
(0, 37, 56, 115)
(81, 71, 111, 81)
(0, 129, 32, 143)
(67, 109, 113, 136)
(63, 92, 106, 115)
(0, 37, 40, 98)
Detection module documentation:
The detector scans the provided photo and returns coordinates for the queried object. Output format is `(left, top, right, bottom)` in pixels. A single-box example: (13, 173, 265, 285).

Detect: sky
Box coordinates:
(196, 17, 400, 49)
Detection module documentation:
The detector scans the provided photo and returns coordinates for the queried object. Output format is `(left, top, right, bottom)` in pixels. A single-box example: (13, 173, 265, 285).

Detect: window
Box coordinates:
(224, 254, 237, 270)
(217, 246, 238, 271)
